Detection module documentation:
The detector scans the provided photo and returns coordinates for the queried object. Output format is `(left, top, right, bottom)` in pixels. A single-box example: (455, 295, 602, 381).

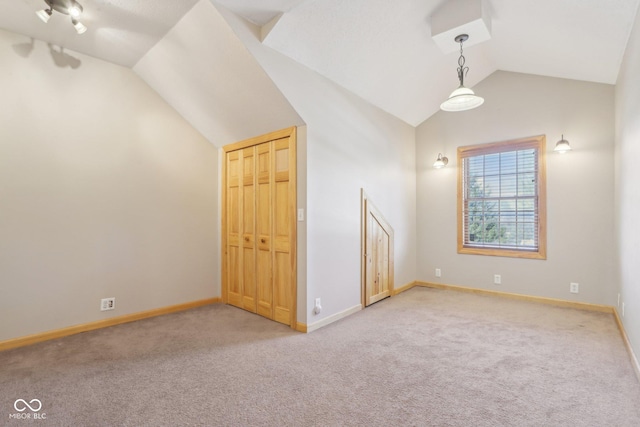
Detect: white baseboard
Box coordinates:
(306, 304, 362, 333)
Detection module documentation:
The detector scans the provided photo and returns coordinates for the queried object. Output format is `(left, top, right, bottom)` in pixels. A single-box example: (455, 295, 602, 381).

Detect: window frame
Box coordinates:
(457, 135, 547, 260)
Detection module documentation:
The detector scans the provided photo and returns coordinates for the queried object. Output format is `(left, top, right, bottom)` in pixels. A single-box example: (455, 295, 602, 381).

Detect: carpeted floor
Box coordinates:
(1, 287, 639, 426)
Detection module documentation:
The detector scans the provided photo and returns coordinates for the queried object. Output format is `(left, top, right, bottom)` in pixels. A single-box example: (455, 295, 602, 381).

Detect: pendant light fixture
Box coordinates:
(554, 135, 572, 154)
(440, 34, 484, 112)
(35, 0, 88, 35)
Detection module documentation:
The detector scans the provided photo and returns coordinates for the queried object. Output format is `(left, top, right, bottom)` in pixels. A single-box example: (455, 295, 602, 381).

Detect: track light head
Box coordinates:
(68, 1, 83, 18)
(36, 8, 53, 23)
(71, 18, 87, 34)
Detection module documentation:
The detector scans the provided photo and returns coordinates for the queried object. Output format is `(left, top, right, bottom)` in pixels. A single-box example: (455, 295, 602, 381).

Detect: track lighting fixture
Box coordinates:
(440, 34, 484, 112)
(35, 0, 87, 35)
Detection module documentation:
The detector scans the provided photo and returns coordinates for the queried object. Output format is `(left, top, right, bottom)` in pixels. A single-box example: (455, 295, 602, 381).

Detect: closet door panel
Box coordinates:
(272, 139, 293, 325)
(256, 143, 273, 318)
(242, 148, 256, 312)
(226, 151, 242, 308)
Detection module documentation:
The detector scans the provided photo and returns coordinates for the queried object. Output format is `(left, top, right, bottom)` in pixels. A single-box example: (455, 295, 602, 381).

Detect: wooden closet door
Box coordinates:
(222, 127, 297, 329)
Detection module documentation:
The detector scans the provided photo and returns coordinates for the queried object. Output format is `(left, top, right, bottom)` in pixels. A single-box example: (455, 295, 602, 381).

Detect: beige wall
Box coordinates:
(0, 29, 219, 341)
(416, 71, 615, 305)
(615, 7, 640, 364)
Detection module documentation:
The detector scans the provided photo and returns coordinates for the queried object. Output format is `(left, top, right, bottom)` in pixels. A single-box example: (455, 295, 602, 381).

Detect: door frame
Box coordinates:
(222, 127, 297, 329)
(360, 189, 394, 308)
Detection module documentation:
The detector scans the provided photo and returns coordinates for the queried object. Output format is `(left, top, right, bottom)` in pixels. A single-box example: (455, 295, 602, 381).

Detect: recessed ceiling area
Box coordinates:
(0, 0, 638, 127)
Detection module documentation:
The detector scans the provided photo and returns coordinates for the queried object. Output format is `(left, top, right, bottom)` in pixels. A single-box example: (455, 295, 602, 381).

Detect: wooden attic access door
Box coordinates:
(222, 127, 297, 328)
(361, 191, 394, 307)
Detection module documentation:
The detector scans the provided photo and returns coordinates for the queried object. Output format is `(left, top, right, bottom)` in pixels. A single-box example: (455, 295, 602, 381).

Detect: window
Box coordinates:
(457, 135, 546, 259)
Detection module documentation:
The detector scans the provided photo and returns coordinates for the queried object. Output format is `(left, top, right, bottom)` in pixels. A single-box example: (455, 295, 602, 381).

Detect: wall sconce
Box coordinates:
(554, 135, 572, 154)
(433, 153, 449, 168)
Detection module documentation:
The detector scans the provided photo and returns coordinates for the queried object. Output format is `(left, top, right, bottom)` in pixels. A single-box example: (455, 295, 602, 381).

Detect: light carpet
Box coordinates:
(1, 287, 639, 426)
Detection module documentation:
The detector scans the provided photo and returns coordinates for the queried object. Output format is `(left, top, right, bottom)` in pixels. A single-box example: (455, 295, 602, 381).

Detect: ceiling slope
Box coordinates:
(133, 0, 303, 148)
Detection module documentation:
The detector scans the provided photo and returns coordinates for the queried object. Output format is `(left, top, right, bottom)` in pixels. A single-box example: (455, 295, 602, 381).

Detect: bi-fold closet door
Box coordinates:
(223, 128, 296, 328)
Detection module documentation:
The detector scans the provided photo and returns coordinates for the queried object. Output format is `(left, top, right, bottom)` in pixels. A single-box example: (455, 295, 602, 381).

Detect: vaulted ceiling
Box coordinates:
(2, 0, 639, 129)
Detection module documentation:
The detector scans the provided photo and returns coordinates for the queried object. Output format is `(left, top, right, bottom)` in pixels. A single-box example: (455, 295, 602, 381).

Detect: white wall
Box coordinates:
(615, 7, 640, 364)
(216, 4, 417, 326)
(416, 71, 615, 305)
(0, 29, 219, 341)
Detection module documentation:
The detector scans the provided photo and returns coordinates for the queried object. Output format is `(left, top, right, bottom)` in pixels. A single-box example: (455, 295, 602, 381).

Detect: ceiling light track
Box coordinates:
(36, 0, 87, 35)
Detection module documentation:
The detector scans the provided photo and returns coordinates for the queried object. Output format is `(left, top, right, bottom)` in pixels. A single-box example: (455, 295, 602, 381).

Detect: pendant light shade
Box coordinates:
(440, 86, 484, 112)
(440, 34, 484, 112)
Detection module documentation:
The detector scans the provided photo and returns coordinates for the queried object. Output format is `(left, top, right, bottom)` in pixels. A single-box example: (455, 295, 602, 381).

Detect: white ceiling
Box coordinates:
(0, 0, 200, 67)
(1, 0, 639, 127)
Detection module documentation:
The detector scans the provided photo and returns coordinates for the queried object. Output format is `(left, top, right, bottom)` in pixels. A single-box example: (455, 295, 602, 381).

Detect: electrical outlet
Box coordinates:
(435, 268, 441, 278)
(570, 283, 579, 294)
(494, 274, 501, 285)
(297, 209, 304, 221)
(100, 297, 115, 311)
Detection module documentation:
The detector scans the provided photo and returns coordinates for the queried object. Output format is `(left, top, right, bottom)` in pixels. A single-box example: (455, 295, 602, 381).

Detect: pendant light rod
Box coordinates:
(455, 34, 469, 88)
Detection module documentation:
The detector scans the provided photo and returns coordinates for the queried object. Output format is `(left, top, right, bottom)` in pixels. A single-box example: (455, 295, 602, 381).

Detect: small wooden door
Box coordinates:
(362, 192, 394, 306)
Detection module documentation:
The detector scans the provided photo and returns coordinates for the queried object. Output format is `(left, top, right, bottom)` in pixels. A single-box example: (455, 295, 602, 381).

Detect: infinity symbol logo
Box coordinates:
(14, 399, 42, 412)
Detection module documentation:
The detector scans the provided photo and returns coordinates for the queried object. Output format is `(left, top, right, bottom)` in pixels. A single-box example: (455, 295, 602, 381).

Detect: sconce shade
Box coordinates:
(434, 153, 449, 168)
(554, 135, 572, 154)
